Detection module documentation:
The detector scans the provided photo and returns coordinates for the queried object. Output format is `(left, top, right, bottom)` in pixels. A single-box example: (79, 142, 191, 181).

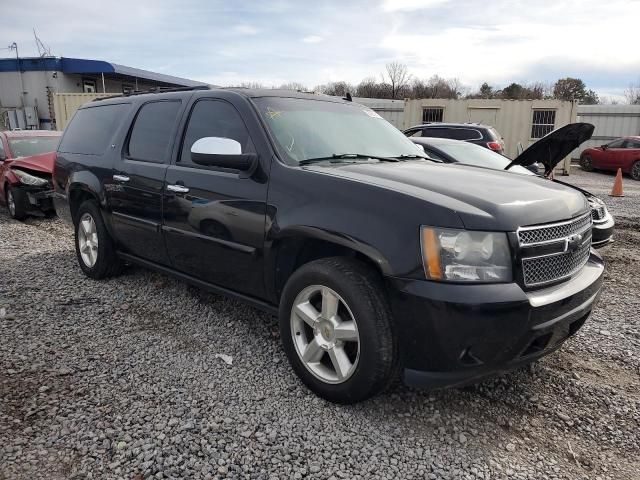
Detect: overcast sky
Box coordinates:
(4, 0, 640, 100)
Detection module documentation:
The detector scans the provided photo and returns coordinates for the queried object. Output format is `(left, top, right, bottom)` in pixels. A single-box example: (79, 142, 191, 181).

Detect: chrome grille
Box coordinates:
(522, 237, 591, 286)
(591, 205, 606, 222)
(518, 212, 591, 245)
(518, 212, 592, 287)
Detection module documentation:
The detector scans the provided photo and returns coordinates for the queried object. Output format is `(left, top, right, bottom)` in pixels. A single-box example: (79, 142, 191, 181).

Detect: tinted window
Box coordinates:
(627, 140, 640, 148)
(406, 128, 422, 137)
(422, 127, 481, 140)
(448, 128, 482, 141)
(59, 104, 129, 155)
(180, 100, 255, 165)
(422, 128, 449, 138)
(607, 139, 625, 148)
(128, 101, 182, 163)
(0, 139, 5, 159)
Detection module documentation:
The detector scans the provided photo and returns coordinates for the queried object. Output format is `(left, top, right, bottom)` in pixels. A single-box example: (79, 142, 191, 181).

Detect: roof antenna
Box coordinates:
(343, 92, 352, 102)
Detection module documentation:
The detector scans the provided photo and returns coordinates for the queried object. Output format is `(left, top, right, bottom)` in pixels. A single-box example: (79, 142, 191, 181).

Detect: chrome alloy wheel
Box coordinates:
(7, 190, 16, 217)
(78, 213, 99, 268)
(290, 285, 360, 384)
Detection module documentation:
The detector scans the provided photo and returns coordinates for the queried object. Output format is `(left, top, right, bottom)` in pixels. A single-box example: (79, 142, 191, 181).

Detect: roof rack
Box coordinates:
(93, 85, 210, 101)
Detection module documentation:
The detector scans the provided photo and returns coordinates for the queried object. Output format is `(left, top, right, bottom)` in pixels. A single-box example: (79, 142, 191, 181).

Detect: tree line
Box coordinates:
(233, 61, 621, 104)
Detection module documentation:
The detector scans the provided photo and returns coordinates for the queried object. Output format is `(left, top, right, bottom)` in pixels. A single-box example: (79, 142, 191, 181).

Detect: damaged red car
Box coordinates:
(0, 130, 61, 220)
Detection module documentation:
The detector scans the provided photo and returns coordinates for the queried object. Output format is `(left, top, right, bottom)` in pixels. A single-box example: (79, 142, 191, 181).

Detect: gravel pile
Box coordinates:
(1, 176, 639, 479)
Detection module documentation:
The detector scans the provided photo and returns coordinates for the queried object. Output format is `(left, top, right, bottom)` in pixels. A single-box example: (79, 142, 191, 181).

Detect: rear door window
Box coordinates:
(127, 101, 182, 163)
(58, 104, 130, 155)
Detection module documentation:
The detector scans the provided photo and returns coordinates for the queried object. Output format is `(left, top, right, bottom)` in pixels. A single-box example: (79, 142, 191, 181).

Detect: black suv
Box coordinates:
(404, 122, 506, 155)
(54, 87, 604, 404)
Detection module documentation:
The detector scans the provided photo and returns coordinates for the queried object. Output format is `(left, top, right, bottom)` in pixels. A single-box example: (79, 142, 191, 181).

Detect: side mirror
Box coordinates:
(191, 137, 257, 171)
(601, 144, 608, 150)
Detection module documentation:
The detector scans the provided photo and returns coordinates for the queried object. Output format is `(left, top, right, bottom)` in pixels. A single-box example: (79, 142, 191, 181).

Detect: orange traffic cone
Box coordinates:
(610, 168, 624, 197)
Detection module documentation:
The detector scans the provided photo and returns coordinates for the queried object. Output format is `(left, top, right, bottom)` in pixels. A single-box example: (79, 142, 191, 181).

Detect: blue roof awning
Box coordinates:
(0, 56, 206, 87)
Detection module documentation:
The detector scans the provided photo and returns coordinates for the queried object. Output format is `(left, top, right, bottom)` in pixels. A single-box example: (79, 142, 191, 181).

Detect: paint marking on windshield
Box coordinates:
(265, 107, 283, 119)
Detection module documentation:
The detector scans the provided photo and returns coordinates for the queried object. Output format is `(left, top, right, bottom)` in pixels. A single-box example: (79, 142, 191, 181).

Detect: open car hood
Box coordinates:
(505, 123, 595, 176)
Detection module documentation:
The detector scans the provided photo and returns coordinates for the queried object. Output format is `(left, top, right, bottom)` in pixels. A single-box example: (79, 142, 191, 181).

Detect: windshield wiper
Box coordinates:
(299, 153, 402, 166)
(392, 153, 441, 162)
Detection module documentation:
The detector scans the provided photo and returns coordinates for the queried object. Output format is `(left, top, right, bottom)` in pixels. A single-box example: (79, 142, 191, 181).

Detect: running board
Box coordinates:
(117, 251, 278, 316)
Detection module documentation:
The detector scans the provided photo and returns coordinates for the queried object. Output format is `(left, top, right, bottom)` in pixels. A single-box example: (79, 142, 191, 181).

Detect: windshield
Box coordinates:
(253, 97, 424, 165)
(8, 136, 61, 158)
(435, 142, 534, 175)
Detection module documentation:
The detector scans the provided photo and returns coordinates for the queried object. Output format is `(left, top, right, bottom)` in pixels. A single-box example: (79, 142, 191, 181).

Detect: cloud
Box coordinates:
(3, 0, 639, 96)
(233, 24, 260, 35)
(381, 0, 450, 11)
(302, 35, 323, 44)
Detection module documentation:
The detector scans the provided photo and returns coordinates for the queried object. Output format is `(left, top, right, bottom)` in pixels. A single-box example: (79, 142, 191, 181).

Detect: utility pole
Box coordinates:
(9, 42, 26, 108)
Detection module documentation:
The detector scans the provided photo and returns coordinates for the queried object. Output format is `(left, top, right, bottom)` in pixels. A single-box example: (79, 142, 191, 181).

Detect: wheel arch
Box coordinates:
(267, 227, 392, 303)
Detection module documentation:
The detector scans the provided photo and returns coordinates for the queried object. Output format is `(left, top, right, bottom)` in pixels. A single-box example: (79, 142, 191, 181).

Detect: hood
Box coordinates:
(505, 123, 595, 176)
(306, 161, 588, 231)
(9, 152, 56, 174)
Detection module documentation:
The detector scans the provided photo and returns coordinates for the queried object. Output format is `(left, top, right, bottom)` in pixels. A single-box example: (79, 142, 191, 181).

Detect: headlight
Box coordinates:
(421, 227, 512, 283)
(12, 169, 49, 187)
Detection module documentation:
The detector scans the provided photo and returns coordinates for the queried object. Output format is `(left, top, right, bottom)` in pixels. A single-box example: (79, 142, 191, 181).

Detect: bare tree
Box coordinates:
(277, 82, 309, 91)
(624, 81, 640, 104)
(384, 61, 411, 99)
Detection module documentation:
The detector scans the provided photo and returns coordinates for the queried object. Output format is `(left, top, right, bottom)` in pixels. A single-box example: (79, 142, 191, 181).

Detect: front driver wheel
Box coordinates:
(580, 155, 593, 172)
(279, 257, 397, 404)
(6, 186, 27, 220)
(631, 160, 640, 181)
(74, 201, 123, 279)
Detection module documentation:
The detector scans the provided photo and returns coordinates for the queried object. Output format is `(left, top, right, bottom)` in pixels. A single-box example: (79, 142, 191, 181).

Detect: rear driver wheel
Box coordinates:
(279, 257, 398, 404)
(74, 201, 123, 279)
(631, 160, 640, 181)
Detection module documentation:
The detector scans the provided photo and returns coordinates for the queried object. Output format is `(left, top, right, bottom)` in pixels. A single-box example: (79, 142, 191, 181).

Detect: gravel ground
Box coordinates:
(1, 170, 639, 480)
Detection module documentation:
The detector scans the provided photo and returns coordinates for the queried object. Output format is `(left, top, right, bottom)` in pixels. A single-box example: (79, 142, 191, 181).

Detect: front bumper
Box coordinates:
(20, 186, 55, 213)
(386, 251, 605, 389)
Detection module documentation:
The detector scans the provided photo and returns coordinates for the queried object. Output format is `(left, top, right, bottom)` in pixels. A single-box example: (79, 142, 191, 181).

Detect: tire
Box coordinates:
(6, 186, 28, 220)
(580, 155, 593, 172)
(279, 257, 398, 404)
(74, 200, 123, 279)
(631, 160, 640, 181)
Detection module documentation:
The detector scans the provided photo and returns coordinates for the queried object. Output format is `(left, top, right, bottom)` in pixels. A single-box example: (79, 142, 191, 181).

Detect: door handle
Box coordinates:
(113, 174, 130, 182)
(167, 184, 190, 193)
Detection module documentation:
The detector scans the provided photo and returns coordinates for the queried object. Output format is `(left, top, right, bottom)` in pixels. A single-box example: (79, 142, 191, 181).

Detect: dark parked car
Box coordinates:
(54, 87, 604, 404)
(404, 122, 506, 155)
(410, 123, 614, 248)
(0, 130, 61, 219)
(580, 136, 640, 180)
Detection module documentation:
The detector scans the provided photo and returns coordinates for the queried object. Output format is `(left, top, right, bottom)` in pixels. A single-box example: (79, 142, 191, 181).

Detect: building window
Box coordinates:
(422, 107, 444, 123)
(82, 79, 97, 93)
(531, 110, 556, 138)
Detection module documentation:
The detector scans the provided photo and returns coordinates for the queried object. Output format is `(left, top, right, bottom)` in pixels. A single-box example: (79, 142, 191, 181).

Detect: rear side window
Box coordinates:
(422, 127, 482, 141)
(59, 104, 129, 155)
(447, 128, 482, 141)
(127, 101, 182, 163)
(179, 100, 255, 166)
